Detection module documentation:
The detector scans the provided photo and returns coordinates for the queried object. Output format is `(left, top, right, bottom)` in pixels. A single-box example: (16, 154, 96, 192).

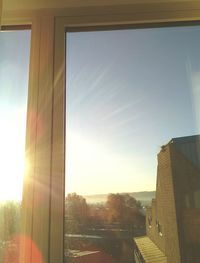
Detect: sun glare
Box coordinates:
(66, 132, 154, 195)
(0, 110, 26, 201)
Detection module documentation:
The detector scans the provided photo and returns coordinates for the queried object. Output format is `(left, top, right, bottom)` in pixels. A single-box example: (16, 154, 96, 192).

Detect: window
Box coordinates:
(185, 194, 190, 208)
(0, 29, 31, 262)
(194, 191, 200, 208)
(64, 25, 200, 262)
(3, 2, 200, 263)
(148, 216, 152, 228)
(156, 220, 163, 237)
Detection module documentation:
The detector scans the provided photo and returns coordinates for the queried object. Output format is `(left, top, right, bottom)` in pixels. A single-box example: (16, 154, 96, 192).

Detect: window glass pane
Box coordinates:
(65, 26, 200, 263)
(194, 191, 200, 208)
(0, 30, 31, 262)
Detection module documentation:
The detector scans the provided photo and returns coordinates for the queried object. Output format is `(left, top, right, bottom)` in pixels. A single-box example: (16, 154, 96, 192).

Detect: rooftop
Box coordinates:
(66, 249, 100, 258)
(134, 236, 167, 263)
(162, 134, 200, 170)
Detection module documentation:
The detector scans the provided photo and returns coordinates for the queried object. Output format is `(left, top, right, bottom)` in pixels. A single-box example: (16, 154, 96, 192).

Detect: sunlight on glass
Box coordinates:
(0, 30, 30, 201)
(65, 26, 200, 263)
(0, 30, 30, 262)
(0, 110, 27, 200)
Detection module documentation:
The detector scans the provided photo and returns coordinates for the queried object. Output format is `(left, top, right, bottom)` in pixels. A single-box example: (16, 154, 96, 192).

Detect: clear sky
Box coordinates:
(0, 30, 31, 201)
(66, 25, 200, 195)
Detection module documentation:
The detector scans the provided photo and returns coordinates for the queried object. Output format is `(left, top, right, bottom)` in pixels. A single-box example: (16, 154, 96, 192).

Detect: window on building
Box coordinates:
(156, 220, 163, 236)
(185, 194, 190, 208)
(194, 190, 200, 208)
(148, 216, 152, 228)
(158, 222, 163, 237)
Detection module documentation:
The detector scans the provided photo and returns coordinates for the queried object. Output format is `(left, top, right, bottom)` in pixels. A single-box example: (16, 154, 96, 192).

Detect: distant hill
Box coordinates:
(84, 191, 155, 206)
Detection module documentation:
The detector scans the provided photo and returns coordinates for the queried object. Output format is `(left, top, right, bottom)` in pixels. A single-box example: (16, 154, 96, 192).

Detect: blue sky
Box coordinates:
(66, 26, 200, 195)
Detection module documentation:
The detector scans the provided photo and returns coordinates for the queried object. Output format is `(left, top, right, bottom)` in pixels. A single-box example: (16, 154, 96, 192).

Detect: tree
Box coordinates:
(0, 201, 20, 242)
(123, 194, 142, 210)
(0, 201, 21, 263)
(106, 194, 126, 223)
(106, 193, 145, 227)
(65, 193, 89, 233)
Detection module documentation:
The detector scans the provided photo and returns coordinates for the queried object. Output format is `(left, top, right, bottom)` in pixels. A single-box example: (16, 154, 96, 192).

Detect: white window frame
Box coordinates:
(2, 2, 200, 262)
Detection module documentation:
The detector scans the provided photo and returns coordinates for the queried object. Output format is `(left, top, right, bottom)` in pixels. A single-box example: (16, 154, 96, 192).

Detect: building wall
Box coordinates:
(170, 145, 200, 263)
(147, 140, 200, 263)
(146, 199, 165, 251)
(146, 145, 181, 263)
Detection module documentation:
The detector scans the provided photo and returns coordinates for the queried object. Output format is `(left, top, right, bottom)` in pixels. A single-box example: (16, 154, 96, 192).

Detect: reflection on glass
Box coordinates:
(65, 26, 200, 263)
(0, 30, 31, 262)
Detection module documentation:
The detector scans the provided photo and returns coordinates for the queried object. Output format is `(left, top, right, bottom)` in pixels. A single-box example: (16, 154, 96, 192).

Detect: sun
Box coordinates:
(0, 109, 27, 201)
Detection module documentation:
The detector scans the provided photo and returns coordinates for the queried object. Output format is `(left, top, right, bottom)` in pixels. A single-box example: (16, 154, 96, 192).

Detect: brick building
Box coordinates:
(134, 135, 200, 263)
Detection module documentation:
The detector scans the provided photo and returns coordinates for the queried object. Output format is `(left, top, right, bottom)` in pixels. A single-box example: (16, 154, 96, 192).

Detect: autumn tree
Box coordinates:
(0, 201, 21, 263)
(0, 201, 20, 242)
(106, 194, 126, 223)
(65, 193, 89, 233)
(106, 193, 145, 227)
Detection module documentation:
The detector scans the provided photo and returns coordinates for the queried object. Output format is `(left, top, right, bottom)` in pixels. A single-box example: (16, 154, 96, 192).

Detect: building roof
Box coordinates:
(170, 134, 200, 144)
(159, 135, 200, 170)
(134, 236, 167, 263)
(66, 249, 100, 258)
(170, 134, 200, 170)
